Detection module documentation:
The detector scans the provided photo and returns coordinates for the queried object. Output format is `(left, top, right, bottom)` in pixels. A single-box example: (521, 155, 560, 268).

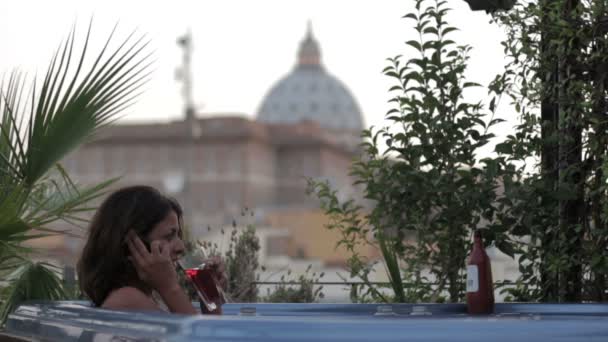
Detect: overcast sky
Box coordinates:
(0, 0, 510, 136)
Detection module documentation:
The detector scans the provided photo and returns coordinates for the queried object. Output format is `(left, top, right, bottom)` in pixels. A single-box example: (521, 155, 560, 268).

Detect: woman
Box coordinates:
(77, 185, 226, 314)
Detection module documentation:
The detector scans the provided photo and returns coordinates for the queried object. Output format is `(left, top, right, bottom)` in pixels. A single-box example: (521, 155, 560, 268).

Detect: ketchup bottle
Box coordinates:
(466, 229, 494, 314)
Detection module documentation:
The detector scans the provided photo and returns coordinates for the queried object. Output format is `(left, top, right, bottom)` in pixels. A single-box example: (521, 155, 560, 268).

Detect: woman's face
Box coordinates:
(145, 210, 185, 262)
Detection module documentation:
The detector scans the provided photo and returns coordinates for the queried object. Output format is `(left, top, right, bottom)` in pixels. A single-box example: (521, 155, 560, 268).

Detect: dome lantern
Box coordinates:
(298, 21, 321, 67)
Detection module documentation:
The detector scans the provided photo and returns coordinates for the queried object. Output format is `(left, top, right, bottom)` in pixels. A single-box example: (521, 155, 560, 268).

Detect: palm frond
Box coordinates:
(24, 171, 118, 230)
(0, 185, 30, 240)
(0, 242, 29, 271)
(0, 22, 151, 188)
(0, 73, 28, 182)
(0, 261, 67, 324)
(0, 22, 151, 325)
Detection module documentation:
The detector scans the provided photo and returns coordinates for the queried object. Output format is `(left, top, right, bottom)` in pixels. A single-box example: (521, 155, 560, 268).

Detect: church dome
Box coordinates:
(256, 23, 363, 132)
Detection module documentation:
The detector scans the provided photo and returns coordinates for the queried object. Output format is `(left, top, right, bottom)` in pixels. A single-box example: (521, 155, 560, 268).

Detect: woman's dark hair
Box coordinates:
(77, 185, 183, 306)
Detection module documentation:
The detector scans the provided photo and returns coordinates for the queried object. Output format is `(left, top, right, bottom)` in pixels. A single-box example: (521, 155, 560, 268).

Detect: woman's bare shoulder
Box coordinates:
(101, 286, 161, 312)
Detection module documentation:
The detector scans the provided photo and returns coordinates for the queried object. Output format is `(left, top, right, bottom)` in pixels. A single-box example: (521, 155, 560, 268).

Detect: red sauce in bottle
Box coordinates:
(466, 230, 495, 314)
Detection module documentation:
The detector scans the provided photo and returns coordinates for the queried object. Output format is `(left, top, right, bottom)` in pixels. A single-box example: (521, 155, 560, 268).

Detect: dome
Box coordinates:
(256, 23, 363, 132)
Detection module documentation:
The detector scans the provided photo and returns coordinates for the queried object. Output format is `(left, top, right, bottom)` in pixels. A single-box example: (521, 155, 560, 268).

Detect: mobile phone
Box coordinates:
(137, 233, 152, 252)
(125, 231, 152, 253)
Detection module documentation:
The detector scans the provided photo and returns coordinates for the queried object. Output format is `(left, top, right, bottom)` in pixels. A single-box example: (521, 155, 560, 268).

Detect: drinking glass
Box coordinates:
(177, 244, 226, 313)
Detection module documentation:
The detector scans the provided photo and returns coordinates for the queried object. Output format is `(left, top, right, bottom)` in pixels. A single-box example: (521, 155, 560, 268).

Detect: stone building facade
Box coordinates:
(64, 116, 359, 236)
(56, 24, 375, 266)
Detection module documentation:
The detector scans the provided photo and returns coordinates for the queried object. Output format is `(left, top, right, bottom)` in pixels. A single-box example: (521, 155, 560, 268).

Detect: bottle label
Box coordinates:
(466, 265, 479, 292)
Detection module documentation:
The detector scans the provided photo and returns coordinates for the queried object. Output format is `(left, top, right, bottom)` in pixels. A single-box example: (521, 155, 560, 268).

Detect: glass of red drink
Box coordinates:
(177, 248, 226, 314)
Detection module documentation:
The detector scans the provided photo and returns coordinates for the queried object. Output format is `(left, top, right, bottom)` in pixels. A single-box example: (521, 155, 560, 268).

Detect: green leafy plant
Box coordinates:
(0, 23, 151, 323)
(263, 265, 325, 303)
(224, 223, 260, 302)
(0, 262, 67, 322)
(195, 210, 325, 303)
(193, 211, 261, 303)
(491, 0, 608, 302)
(308, 0, 508, 303)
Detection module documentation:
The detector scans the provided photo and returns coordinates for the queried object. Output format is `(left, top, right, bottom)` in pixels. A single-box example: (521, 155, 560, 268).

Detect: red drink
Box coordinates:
(184, 266, 223, 314)
(185, 267, 221, 301)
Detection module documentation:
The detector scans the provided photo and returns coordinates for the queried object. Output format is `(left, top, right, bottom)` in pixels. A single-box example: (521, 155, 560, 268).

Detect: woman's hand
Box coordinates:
(126, 231, 179, 294)
(126, 232, 196, 315)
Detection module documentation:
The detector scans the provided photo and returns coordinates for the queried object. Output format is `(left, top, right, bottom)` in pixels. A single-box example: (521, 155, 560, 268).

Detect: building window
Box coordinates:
(87, 152, 99, 175)
(223, 185, 242, 212)
(158, 146, 170, 173)
(204, 148, 216, 176)
(267, 235, 290, 256)
(226, 147, 241, 177)
(133, 145, 150, 175)
(106, 147, 125, 176)
(204, 185, 217, 212)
